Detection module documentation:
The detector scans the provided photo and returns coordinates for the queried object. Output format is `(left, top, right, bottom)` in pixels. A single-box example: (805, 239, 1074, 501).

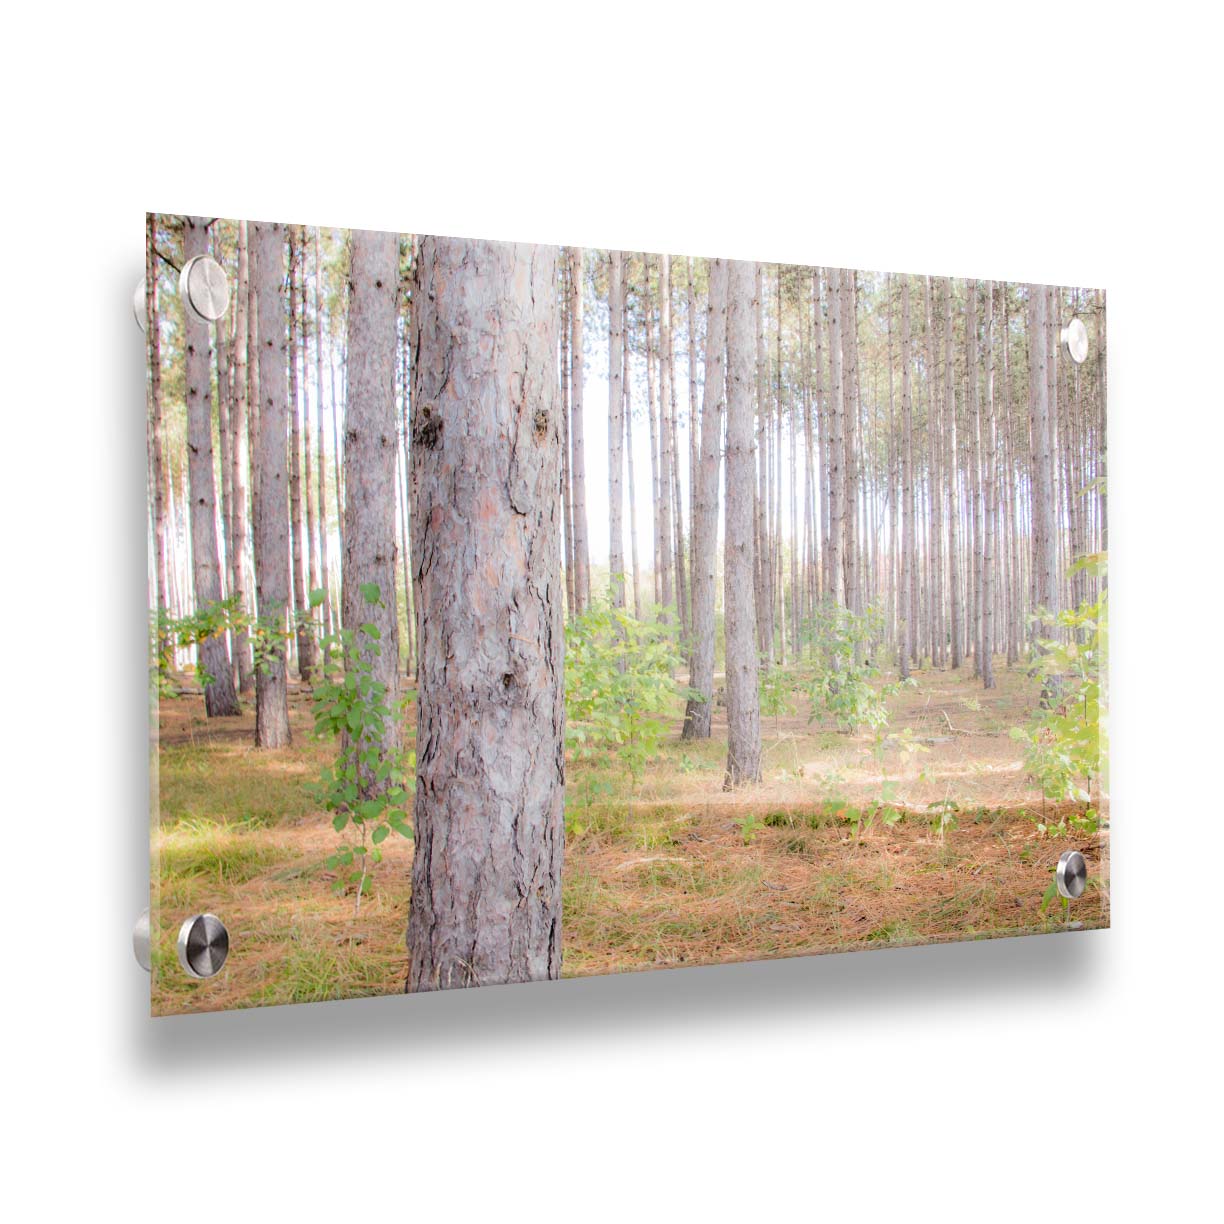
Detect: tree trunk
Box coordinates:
(724, 259, 763, 788)
(900, 275, 913, 680)
(231, 221, 254, 693)
(287, 228, 316, 681)
(608, 251, 625, 606)
(407, 238, 564, 992)
(1029, 284, 1058, 641)
(313, 229, 333, 640)
(252, 221, 291, 747)
(982, 280, 997, 689)
(181, 216, 240, 717)
(568, 247, 591, 613)
(145, 216, 168, 627)
(342, 230, 401, 791)
(682, 257, 726, 740)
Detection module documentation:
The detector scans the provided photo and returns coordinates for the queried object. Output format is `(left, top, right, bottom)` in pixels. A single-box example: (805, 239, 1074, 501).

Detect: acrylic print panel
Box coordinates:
(145, 214, 1108, 1015)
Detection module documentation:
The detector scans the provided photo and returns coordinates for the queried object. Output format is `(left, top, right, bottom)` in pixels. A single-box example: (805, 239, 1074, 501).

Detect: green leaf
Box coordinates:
(372, 824, 390, 845)
(359, 582, 381, 604)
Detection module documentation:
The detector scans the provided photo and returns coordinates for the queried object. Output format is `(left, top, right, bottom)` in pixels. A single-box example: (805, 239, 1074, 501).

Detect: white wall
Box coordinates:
(4, 3, 1219, 1219)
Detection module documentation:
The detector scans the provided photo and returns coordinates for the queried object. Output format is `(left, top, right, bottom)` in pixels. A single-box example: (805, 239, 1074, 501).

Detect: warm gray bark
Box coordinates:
(145, 215, 168, 623)
(723, 259, 763, 788)
(608, 250, 625, 606)
(967, 280, 983, 676)
(231, 222, 254, 693)
(982, 280, 997, 689)
(287, 229, 317, 681)
(568, 248, 591, 613)
(826, 267, 845, 606)
(623, 282, 641, 619)
(842, 271, 860, 618)
(657, 255, 675, 614)
(1029, 284, 1058, 639)
(407, 238, 564, 992)
(313, 229, 333, 639)
(944, 280, 962, 669)
(899, 275, 913, 681)
(181, 216, 240, 717)
(682, 257, 726, 740)
(559, 261, 575, 618)
(753, 263, 772, 655)
(341, 230, 401, 791)
(252, 221, 291, 747)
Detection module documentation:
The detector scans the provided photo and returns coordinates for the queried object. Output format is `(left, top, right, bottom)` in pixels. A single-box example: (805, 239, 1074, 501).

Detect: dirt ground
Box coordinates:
(149, 664, 1108, 1015)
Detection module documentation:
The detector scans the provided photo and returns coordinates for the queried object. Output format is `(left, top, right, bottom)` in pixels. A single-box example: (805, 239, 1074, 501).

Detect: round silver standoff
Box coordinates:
(133, 278, 147, 333)
(178, 254, 230, 325)
(1060, 317, 1089, 365)
(133, 907, 151, 972)
(176, 913, 230, 979)
(1056, 849, 1088, 900)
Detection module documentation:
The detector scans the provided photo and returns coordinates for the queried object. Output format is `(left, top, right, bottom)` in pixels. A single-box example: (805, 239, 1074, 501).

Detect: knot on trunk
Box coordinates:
(414, 404, 443, 450)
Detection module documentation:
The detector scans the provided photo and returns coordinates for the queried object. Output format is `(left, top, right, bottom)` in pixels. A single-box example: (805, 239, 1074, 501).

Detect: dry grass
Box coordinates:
(150, 663, 1108, 1015)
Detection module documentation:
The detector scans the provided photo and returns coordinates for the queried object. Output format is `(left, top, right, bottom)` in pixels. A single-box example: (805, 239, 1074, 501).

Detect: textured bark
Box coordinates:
(231, 222, 254, 693)
(623, 282, 641, 619)
(682, 257, 726, 740)
(608, 251, 625, 606)
(1029, 284, 1058, 639)
(967, 280, 983, 676)
(145, 215, 167, 620)
(826, 268, 845, 607)
(724, 260, 763, 788)
(568, 248, 591, 612)
(407, 238, 564, 992)
(657, 256, 675, 613)
(287, 229, 317, 681)
(313, 229, 332, 639)
(982, 280, 997, 689)
(252, 221, 291, 747)
(342, 230, 401, 790)
(842, 271, 860, 618)
(900, 275, 913, 681)
(753, 263, 772, 655)
(944, 280, 962, 669)
(559, 261, 575, 618)
(181, 216, 240, 717)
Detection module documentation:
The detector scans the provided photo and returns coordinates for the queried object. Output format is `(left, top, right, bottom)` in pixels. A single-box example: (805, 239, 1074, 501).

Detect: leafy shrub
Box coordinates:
(308, 584, 412, 913)
(565, 600, 692, 785)
(1011, 554, 1107, 804)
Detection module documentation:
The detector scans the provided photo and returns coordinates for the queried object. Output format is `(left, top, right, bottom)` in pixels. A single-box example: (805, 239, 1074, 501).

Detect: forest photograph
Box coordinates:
(145, 214, 1107, 1015)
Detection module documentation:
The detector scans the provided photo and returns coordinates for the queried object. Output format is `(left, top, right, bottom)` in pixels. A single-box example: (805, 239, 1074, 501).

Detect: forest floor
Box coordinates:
(150, 664, 1108, 1015)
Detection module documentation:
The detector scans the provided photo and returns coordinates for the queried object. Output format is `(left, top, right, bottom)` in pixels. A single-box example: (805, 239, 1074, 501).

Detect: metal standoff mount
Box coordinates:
(176, 913, 230, 979)
(178, 254, 230, 325)
(1056, 849, 1088, 900)
(133, 907, 151, 971)
(1060, 317, 1089, 364)
(133, 279, 147, 333)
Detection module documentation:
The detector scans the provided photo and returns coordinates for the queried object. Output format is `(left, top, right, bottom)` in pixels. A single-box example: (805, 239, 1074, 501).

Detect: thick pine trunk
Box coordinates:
(287, 229, 316, 681)
(682, 257, 726, 740)
(407, 239, 564, 992)
(145, 216, 168, 625)
(252, 221, 291, 747)
(341, 230, 401, 790)
(181, 216, 240, 717)
(724, 260, 763, 788)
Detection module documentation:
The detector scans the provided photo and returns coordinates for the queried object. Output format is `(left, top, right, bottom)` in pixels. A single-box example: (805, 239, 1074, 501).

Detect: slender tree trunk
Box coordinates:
(826, 268, 845, 607)
(252, 221, 291, 745)
(967, 280, 982, 676)
(568, 247, 591, 612)
(658, 255, 675, 617)
(754, 263, 773, 655)
(900, 275, 914, 680)
(407, 238, 563, 992)
(944, 279, 962, 669)
(724, 260, 763, 788)
(1029, 284, 1058, 640)
(608, 251, 625, 606)
(231, 221, 254, 692)
(287, 228, 316, 680)
(182, 216, 239, 717)
(982, 280, 997, 689)
(342, 230, 401, 792)
(682, 257, 726, 740)
(624, 278, 641, 619)
(313, 229, 333, 640)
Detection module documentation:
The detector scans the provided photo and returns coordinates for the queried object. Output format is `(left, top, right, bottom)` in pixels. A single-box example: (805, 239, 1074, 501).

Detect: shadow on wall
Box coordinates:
(129, 927, 1103, 1075)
